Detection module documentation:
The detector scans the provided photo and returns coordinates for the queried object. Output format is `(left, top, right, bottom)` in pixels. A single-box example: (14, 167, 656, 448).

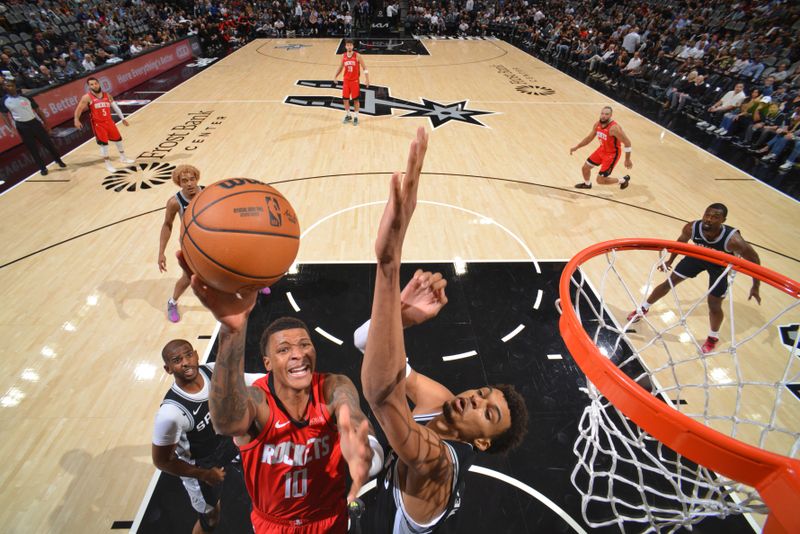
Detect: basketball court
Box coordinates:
(0, 38, 797, 533)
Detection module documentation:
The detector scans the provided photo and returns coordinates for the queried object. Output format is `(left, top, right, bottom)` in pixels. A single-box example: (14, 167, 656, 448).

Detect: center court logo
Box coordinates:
(284, 80, 494, 128)
(102, 162, 176, 192)
(275, 44, 312, 50)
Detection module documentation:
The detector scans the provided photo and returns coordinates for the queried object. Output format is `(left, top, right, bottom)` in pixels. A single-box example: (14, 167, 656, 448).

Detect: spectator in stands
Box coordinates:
(777, 134, 800, 171)
(697, 82, 746, 132)
(759, 115, 800, 164)
(740, 54, 766, 81)
(759, 75, 777, 97)
(621, 27, 641, 54)
(81, 53, 96, 72)
(712, 89, 764, 137)
(586, 43, 617, 73)
(130, 39, 143, 56)
(772, 63, 790, 83)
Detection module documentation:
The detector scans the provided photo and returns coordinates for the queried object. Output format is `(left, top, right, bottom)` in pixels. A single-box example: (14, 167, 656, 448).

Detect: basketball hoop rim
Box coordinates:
(558, 238, 800, 534)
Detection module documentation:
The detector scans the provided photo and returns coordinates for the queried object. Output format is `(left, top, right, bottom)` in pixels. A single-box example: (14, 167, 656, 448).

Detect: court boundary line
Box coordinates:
(502, 40, 799, 205)
(3, 171, 797, 270)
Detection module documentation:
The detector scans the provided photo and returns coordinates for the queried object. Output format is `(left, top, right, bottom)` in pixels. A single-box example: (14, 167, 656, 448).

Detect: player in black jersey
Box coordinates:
(158, 165, 203, 323)
(627, 203, 762, 353)
(152, 339, 262, 533)
(359, 128, 529, 533)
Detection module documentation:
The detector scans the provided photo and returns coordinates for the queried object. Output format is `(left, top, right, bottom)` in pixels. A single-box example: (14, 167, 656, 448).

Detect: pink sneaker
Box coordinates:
(701, 336, 718, 354)
(626, 307, 648, 323)
(167, 300, 180, 323)
(260, 287, 271, 296)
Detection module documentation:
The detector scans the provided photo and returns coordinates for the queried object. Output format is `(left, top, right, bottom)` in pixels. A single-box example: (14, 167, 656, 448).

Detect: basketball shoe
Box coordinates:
(701, 336, 718, 354)
(353, 117, 359, 126)
(626, 307, 648, 323)
(343, 115, 352, 123)
(167, 300, 180, 323)
(574, 182, 592, 189)
(620, 175, 631, 189)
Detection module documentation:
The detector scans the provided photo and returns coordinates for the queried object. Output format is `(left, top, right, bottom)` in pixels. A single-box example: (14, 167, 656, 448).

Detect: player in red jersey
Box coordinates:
(570, 106, 633, 190)
(333, 38, 369, 126)
(173, 255, 385, 534)
(73, 77, 134, 173)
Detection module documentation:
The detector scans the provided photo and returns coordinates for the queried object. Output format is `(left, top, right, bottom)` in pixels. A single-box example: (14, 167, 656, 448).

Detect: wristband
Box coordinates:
(623, 147, 632, 153)
(406, 362, 412, 377)
(364, 70, 369, 73)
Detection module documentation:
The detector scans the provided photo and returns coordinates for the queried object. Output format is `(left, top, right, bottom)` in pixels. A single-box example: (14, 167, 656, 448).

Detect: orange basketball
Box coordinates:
(180, 178, 300, 294)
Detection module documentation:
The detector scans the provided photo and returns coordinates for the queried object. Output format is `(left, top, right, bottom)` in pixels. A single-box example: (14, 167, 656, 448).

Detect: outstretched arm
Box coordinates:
(728, 232, 761, 304)
(362, 127, 451, 478)
(176, 250, 268, 437)
(570, 124, 597, 154)
(73, 95, 89, 128)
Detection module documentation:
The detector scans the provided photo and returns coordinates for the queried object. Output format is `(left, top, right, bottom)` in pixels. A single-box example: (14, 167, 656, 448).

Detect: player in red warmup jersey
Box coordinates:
(333, 38, 369, 126)
(73, 77, 134, 173)
(570, 106, 633, 190)
(174, 255, 386, 534)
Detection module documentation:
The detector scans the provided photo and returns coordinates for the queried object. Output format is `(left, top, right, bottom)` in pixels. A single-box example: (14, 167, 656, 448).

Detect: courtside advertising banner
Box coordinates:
(0, 38, 193, 153)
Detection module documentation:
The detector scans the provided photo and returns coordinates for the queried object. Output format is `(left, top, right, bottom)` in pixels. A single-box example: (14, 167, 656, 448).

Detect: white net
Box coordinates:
(563, 245, 800, 533)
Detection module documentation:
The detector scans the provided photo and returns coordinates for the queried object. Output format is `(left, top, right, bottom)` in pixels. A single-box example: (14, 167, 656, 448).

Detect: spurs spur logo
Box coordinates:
(284, 80, 494, 128)
(102, 161, 176, 192)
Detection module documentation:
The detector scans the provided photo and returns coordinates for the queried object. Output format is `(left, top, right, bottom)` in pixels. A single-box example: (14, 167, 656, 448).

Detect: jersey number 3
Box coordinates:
(284, 468, 308, 498)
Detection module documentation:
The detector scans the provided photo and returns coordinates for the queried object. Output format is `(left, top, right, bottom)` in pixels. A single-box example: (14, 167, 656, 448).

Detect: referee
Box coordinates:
(1, 79, 66, 175)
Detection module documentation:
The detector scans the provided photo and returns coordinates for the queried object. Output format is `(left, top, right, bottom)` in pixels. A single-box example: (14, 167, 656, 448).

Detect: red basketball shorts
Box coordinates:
(250, 508, 346, 534)
(92, 120, 122, 145)
(342, 79, 360, 100)
(586, 146, 620, 177)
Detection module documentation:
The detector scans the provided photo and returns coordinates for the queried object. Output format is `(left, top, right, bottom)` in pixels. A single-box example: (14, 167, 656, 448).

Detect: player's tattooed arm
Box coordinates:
(210, 322, 268, 436)
(325, 373, 372, 431)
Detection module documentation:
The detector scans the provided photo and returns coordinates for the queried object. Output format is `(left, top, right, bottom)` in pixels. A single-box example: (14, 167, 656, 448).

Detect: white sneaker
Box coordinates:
(696, 121, 709, 128)
(120, 156, 134, 164)
(761, 153, 776, 162)
(705, 124, 718, 131)
(779, 161, 794, 171)
(713, 127, 726, 134)
(104, 160, 116, 172)
(717, 128, 728, 136)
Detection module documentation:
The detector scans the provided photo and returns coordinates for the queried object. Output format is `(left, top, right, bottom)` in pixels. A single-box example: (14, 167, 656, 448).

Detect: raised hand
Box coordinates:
(375, 127, 429, 265)
(337, 403, 372, 503)
(400, 269, 448, 327)
(175, 250, 256, 332)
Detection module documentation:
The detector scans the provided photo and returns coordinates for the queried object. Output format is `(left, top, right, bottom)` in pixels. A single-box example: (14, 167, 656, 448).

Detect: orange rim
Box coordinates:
(558, 238, 800, 533)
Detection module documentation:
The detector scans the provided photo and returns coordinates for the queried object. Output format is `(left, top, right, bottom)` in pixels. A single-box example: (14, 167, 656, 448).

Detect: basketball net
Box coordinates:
(558, 239, 800, 533)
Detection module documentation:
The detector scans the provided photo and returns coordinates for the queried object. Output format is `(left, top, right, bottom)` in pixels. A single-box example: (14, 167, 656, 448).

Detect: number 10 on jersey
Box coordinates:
(285, 468, 308, 498)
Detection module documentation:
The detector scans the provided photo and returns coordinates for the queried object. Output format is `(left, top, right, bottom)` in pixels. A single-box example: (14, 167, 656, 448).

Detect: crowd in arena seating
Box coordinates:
(2, 0, 799, 173)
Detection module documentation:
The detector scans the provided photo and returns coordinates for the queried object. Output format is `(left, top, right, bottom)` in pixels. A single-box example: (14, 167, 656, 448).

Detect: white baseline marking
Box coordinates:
(501, 324, 525, 342)
(151, 99, 283, 104)
(469, 465, 587, 534)
(286, 291, 301, 312)
(299, 199, 541, 274)
(355, 464, 585, 533)
(135, 91, 167, 94)
(315, 327, 343, 345)
(442, 350, 478, 362)
(533, 289, 543, 310)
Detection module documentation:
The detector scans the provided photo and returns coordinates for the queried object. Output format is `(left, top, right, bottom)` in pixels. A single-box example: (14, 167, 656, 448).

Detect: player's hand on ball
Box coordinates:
(175, 250, 257, 331)
(400, 269, 448, 327)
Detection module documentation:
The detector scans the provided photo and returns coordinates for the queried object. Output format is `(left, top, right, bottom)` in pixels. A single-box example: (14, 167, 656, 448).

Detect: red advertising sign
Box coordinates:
(0, 38, 193, 153)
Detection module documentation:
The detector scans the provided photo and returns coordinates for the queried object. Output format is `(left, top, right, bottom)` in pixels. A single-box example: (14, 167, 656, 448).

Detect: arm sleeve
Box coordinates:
(29, 97, 39, 109)
(152, 404, 187, 446)
(353, 319, 370, 354)
(111, 101, 124, 120)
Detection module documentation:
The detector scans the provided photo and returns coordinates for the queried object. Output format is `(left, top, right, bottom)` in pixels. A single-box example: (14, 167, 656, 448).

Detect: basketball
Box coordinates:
(180, 178, 301, 294)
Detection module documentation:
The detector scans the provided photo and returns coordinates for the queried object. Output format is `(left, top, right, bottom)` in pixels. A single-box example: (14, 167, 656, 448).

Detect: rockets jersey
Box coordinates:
(88, 91, 114, 124)
(157, 365, 239, 468)
(239, 372, 346, 523)
(690, 220, 739, 254)
(595, 120, 621, 153)
(342, 51, 360, 81)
